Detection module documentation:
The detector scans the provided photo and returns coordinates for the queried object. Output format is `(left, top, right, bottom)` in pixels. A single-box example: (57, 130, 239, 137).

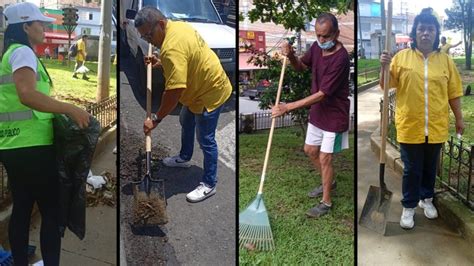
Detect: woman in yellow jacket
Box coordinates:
(380, 8, 464, 230)
(0, 3, 90, 265)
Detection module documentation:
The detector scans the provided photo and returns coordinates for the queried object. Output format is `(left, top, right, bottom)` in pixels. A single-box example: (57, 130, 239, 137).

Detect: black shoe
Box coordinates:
(72, 75, 78, 79)
(306, 202, 331, 218)
(82, 76, 90, 80)
(308, 180, 337, 198)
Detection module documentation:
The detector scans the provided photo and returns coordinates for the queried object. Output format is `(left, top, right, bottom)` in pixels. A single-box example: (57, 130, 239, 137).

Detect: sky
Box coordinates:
(391, 0, 454, 18)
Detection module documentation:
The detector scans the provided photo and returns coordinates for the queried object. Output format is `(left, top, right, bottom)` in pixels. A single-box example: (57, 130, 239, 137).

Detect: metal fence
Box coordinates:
(438, 137, 474, 209)
(358, 66, 380, 86)
(239, 111, 355, 133)
(85, 95, 117, 134)
(380, 92, 474, 210)
(380, 89, 398, 149)
(0, 96, 117, 205)
(239, 111, 295, 132)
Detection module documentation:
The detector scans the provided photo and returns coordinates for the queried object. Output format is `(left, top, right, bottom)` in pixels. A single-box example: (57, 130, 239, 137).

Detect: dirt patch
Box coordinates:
(120, 129, 178, 265)
(133, 191, 168, 225)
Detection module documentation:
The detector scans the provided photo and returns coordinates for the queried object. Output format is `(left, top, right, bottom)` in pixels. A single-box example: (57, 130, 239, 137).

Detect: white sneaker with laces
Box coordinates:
(400, 207, 415, 229)
(163, 155, 191, 168)
(418, 198, 438, 219)
(186, 182, 216, 203)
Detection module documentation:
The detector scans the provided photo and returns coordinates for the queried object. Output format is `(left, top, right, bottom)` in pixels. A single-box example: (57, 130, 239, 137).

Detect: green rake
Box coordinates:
(239, 55, 288, 251)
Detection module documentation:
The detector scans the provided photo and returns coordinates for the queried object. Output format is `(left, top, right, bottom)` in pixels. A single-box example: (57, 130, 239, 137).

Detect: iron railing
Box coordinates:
(357, 66, 380, 86)
(85, 95, 117, 134)
(239, 111, 355, 133)
(239, 111, 295, 132)
(438, 138, 473, 209)
(380, 92, 474, 210)
(0, 96, 117, 206)
(379, 89, 398, 149)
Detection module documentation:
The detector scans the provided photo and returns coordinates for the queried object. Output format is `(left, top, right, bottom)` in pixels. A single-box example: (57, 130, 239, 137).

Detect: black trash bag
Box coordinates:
(53, 114, 100, 240)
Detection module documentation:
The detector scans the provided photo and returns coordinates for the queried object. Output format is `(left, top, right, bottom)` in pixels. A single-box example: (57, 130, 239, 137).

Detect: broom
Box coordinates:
(239, 55, 288, 251)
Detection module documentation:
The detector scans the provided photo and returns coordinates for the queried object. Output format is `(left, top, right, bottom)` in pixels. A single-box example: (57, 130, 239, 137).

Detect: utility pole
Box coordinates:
(96, 0, 112, 102)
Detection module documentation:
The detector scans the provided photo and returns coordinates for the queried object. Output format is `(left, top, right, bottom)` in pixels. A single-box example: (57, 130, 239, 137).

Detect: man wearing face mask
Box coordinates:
(134, 7, 232, 203)
(272, 13, 350, 218)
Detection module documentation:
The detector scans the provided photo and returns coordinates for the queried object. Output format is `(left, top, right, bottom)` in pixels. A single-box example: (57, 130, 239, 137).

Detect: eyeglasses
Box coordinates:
(141, 23, 158, 42)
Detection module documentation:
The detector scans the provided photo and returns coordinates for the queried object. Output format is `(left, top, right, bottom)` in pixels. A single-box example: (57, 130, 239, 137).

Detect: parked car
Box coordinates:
(247, 80, 271, 100)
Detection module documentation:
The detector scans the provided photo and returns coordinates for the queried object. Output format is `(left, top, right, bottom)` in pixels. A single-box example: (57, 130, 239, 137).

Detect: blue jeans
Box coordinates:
(399, 142, 442, 208)
(179, 105, 222, 187)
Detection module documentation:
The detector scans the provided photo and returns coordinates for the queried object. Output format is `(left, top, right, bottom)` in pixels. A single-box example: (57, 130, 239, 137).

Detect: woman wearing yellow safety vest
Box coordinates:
(380, 8, 464, 230)
(0, 3, 90, 265)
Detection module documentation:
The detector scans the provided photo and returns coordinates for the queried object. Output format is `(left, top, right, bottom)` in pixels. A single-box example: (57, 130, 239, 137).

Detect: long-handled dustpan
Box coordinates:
(359, 0, 393, 235)
(239, 56, 288, 251)
(133, 45, 168, 226)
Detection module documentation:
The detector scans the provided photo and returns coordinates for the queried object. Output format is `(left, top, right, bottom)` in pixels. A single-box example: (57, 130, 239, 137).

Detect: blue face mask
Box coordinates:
(316, 38, 336, 50)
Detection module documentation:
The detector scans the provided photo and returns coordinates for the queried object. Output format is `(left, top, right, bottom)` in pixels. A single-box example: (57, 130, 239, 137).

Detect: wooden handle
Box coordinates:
(380, 0, 392, 164)
(257, 56, 288, 194)
(146, 45, 152, 152)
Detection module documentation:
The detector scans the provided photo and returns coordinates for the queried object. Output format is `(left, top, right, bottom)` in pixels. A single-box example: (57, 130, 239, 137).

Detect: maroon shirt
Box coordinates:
(301, 42, 350, 132)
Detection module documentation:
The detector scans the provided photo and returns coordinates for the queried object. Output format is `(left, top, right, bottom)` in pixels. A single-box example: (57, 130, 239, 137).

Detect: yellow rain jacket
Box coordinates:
(389, 48, 463, 144)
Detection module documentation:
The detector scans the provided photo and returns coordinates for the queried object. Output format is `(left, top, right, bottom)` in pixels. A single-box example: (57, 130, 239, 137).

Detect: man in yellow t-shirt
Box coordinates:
(135, 7, 232, 203)
(440, 36, 462, 55)
(72, 34, 89, 80)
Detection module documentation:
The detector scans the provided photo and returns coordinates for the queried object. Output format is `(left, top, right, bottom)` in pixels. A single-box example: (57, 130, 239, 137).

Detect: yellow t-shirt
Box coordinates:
(160, 20, 232, 114)
(75, 39, 86, 61)
(389, 49, 463, 144)
(440, 43, 452, 54)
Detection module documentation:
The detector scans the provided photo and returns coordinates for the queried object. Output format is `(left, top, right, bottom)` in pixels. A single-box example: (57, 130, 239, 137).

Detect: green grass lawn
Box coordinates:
(357, 59, 380, 86)
(42, 58, 117, 106)
(239, 127, 354, 264)
(357, 59, 380, 71)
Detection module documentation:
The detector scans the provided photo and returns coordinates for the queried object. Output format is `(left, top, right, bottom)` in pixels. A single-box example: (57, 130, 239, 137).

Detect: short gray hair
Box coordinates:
(134, 6, 166, 28)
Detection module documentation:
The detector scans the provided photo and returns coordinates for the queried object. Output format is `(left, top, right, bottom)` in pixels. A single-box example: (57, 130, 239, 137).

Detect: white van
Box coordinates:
(120, 0, 235, 111)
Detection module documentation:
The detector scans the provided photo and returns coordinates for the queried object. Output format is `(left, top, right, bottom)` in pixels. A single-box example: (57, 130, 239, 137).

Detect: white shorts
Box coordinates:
(305, 123, 349, 153)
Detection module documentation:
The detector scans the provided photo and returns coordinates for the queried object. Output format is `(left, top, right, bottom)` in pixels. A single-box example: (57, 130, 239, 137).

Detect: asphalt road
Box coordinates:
(119, 71, 236, 265)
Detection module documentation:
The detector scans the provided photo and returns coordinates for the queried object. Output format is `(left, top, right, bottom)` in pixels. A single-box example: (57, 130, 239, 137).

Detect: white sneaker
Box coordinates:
(186, 182, 216, 203)
(418, 198, 438, 219)
(162, 155, 191, 168)
(400, 207, 415, 229)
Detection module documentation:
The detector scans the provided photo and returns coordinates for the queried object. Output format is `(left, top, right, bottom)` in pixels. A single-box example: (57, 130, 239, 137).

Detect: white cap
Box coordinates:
(4, 2, 55, 25)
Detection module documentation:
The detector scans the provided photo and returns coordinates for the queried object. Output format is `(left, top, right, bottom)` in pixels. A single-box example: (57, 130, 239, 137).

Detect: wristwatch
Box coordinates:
(151, 113, 162, 124)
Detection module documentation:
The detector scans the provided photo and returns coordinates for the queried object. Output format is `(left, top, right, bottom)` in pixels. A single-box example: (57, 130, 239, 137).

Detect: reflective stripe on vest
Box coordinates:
(0, 73, 41, 84)
(0, 44, 53, 149)
(0, 110, 33, 122)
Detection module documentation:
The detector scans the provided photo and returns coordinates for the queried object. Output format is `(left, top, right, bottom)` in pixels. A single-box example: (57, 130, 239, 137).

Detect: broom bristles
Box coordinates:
(239, 223, 275, 251)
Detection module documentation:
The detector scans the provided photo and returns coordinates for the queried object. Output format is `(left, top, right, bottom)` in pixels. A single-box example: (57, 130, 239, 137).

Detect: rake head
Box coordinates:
(239, 194, 275, 251)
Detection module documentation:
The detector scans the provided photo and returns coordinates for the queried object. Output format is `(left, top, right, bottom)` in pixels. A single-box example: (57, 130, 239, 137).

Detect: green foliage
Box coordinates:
(445, 1, 473, 69)
(248, 51, 312, 131)
(247, 0, 353, 31)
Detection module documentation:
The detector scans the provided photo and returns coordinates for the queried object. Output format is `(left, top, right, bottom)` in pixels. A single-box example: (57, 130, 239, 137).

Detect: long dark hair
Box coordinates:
(410, 8, 440, 52)
(3, 22, 53, 86)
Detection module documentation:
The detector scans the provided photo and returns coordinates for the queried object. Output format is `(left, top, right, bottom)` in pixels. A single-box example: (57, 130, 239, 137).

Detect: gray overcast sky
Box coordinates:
(389, 0, 454, 18)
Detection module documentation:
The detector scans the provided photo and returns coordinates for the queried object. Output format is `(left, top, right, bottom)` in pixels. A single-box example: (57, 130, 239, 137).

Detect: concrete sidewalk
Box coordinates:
(357, 86, 474, 265)
(29, 133, 117, 265)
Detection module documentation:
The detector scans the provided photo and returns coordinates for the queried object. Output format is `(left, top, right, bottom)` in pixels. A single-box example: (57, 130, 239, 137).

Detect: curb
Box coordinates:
(370, 129, 474, 244)
(358, 80, 380, 93)
(93, 125, 117, 160)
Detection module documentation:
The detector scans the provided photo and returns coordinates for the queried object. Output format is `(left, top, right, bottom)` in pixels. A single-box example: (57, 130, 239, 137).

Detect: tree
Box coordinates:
(445, 0, 473, 70)
(248, 50, 312, 136)
(247, 0, 353, 31)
